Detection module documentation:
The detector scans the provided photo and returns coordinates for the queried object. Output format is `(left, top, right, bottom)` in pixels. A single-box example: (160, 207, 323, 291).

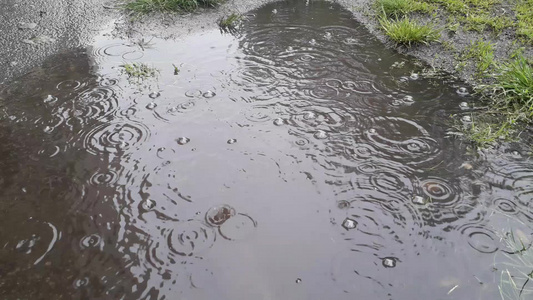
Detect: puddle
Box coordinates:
(1, 1, 532, 299)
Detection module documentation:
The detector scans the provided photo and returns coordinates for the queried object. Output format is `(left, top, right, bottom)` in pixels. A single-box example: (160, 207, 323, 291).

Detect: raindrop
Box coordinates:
(368, 128, 377, 134)
(324, 32, 332, 40)
(462, 115, 472, 122)
(219, 213, 257, 240)
(511, 150, 521, 157)
(146, 102, 157, 110)
(459, 102, 469, 109)
(205, 205, 236, 227)
(149, 91, 161, 99)
(176, 137, 190, 145)
(142, 199, 156, 211)
(402, 95, 414, 103)
(341, 218, 357, 230)
(227, 138, 237, 144)
(409, 73, 419, 80)
(337, 200, 351, 209)
(43, 95, 57, 104)
(80, 234, 102, 249)
(273, 118, 285, 126)
(309, 39, 317, 45)
(43, 126, 53, 134)
(73, 277, 89, 289)
(313, 130, 328, 139)
(456, 87, 469, 96)
(296, 278, 302, 283)
(412, 195, 426, 205)
(382, 257, 397, 268)
(203, 90, 216, 98)
(272, 9, 278, 14)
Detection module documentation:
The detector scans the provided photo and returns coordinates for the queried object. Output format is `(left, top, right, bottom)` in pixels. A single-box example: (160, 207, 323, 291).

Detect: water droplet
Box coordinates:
(73, 277, 89, 289)
(43, 126, 53, 134)
(43, 95, 57, 104)
(462, 115, 472, 122)
(368, 128, 377, 134)
(382, 257, 397, 268)
(324, 32, 332, 40)
(456, 87, 469, 96)
(227, 138, 237, 144)
(273, 118, 285, 126)
(296, 278, 302, 283)
(287, 46, 294, 52)
(149, 91, 161, 99)
(412, 195, 425, 205)
(142, 199, 156, 211)
(203, 90, 216, 98)
(337, 200, 351, 209)
(205, 205, 236, 227)
(176, 137, 190, 145)
(80, 234, 102, 249)
(309, 39, 317, 45)
(511, 150, 521, 157)
(303, 111, 316, 120)
(146, 102, 157, 110)
(403, 95, 414, 103)
(272, 9, 277, 14)
(459, 102, 469, 109)
(341, 218, 357, 230)
(409, 73, 419, 80)
(313, 130, 328, 139)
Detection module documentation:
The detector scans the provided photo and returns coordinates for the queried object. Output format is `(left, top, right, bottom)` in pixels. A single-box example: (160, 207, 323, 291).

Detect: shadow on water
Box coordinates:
(1, 0, 533, 299)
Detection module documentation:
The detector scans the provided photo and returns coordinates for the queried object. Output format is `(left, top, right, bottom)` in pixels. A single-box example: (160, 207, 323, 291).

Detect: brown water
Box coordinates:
(1, 1, 533, 299)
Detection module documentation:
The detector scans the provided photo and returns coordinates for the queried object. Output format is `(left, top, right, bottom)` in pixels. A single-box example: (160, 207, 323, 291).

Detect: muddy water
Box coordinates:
(1, 1, 532, 299)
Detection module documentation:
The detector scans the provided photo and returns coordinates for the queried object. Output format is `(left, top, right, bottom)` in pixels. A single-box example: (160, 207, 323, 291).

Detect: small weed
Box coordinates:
(379, 17, 440, 46)
(491, 56, 533, 113)
(124, 0, 221, 14)
(121, 63, 159, 79)
(172, 64, 180, 75)
(218, 13, 243, 33)
(462, 39, 495, 74)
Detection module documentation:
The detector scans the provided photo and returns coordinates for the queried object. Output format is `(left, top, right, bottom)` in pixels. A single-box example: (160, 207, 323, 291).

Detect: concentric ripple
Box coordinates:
(167, 220, 216, 256)
(83, 121, 150, 155)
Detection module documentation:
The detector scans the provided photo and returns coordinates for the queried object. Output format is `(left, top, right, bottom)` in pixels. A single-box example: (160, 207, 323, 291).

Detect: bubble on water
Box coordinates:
(73, 277, 90, 289)
(403, 95, 414, 103)
(185, 89, 202, 98)
(80, 234, 102, 249)
(399, 76, 409, 82)
(382, 257, 397, 268)
(286, 46, 294, 52)
(296, 278, 302, 283)
(368, 128, 377, 134)
(43, 126, 54, 134)
(337, 200, 351, 209)
(43, 95, 58, 104)
(149, 91, 161, 99)
(460, 225, 498, 254)
(309, 39, 317, 45)
(409, 73, 419, 80)
(227, 138, 237, 144)
(205, 205, 236, 227)
(146, 102, 157, 110)
(391, 100, 402, 106)
(273, 118, 285, 126)
(456, 87, 469, 96)
(219, 213, 257, 240)
(141, 199, 156, 211)
(303, 111, 316, 120)
(510, 150, 521, 158)
(203, 90, 216, 98)
(412, 195, 426, 205)
(245, 110, 271, 122)
(324, 32, 332, 40)
(341, 218, 357, 230)
(176, 137, 190, 145)
(272, 9, 277, 14)
(462, 115, 472, 122)
(314, 130, 328, 139)
(168, 220, 215, 256)
(459, 102, 469, 109)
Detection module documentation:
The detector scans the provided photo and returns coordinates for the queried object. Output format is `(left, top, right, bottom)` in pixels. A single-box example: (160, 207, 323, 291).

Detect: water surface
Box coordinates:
(1, 1, 532, 299)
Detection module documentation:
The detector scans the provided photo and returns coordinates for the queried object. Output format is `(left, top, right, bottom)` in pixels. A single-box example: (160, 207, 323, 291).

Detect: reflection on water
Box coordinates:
(1, 1, 532, 299)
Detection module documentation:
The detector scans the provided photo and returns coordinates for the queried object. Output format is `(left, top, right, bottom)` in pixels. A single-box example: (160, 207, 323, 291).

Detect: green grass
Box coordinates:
(218, 13, 243, 32)
(516, 0, 533, 44)
(375, 0, 434, 17)
(462, 14, 513, 33)
(462, 39, 495, 73)
(124, 0, 221, 13)
(492, 56, 533, 113)
(121, 63, 159, 79)
(497, 229, 533, 299)
(379, 17, 440, 46)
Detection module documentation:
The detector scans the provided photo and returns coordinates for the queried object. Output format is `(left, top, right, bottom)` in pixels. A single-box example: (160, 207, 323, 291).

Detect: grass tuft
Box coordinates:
(218, 13, 243, 33)
(379, 17, 440, 46)
(462, 39, 495, 73)
(124, 0, 222, 13)
(375, 0, 434, 17)
(121, 63, 159, 79)
(492, 56, 533, 113)
(516, 0, 533, 44)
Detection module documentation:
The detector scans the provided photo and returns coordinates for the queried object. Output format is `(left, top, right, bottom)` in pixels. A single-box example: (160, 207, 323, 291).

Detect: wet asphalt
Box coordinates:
(0, 0, 117, 84)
